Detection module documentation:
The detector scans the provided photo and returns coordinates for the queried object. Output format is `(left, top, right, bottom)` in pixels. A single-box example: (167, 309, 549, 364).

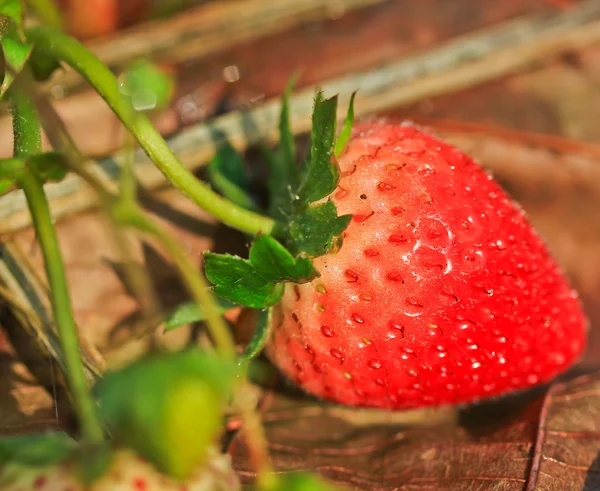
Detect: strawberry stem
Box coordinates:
(9, 79, 104, 444)
(25, 26, 276, 237)
(110, 199, 237, 360)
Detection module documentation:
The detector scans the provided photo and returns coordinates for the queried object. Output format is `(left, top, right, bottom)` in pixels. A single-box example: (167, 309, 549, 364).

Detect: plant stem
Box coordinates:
(26, 0, 64, 30)
(113, 202, 237, 360)
(10, 83, 104, 444)
(26, 26, 276, 237)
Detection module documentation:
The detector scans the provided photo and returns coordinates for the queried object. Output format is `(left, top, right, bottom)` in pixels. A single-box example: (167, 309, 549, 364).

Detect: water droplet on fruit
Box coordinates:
(351, 313, 365, 324)
(491, 239, 507, 251)
(467, 343, 479, 351)
(498, 356, 507, 364)
(321, 325, 334, 337)
(368, 359, 382, 369)
(330, 348, 345, 362)
(471, 361, 481, 369)
(445, 383, 455, 391)
(402, 347, 416, 356)
(526, 374, 539, 385)
(408, 370, 418, 377)
(390, 320, 405, 337)
(405, 297, 424, 311)
(496, 336, 507, 344)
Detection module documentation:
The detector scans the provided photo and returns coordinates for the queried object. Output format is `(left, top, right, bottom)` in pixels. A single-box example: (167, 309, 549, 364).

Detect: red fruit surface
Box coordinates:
(267, 121, 587, 409)
(59, 0, 119, 39)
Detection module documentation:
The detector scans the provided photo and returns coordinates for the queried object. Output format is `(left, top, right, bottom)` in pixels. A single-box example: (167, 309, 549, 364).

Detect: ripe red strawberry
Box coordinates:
(267, 121, 587, 409)
(0, 447, 240, 490)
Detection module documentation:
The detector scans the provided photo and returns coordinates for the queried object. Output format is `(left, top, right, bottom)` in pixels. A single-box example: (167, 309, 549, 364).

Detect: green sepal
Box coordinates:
(208, 141, 256, 210)
(121, 59, 174, 112)
(95, 349, 236, 480)
(204, 235, 318, 309)
(334, 91, 356, 157)
(289, 201, 352, 257)
(204, 253, 284, 308)
(164, 297, 237, 332)
(296, 91, 340, 206)
(0, 432, 76, 467)
(239, 308, 272, 366)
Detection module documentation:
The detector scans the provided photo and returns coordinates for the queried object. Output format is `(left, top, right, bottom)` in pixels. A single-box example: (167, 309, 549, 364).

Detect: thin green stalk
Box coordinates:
(10, 84, 104, 444)
(112, 202, 237, 360)
(27, 0, 64, 30)
(26, 26, 276, 237)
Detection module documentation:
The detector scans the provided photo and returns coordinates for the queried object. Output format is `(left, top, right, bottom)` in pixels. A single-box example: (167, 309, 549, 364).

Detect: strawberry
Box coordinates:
(265, 121, 587, 409)
(0, 446, 240, 490)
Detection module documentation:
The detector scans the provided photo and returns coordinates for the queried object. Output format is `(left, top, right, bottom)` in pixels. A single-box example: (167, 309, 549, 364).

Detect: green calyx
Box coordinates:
(204, 87, 356, 313)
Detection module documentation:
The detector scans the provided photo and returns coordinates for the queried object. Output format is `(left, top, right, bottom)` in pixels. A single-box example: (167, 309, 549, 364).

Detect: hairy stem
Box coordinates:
(10, 82, 104, 444)
(26, 26, 276, 236)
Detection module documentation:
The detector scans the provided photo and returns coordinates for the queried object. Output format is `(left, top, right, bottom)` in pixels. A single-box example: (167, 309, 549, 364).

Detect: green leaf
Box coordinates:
(29, 152, 68, 182)
(95, 350, 236, 480)
(205, 235, 318, 309)
(296, 92, 339, 205)
(270, 473, 344, 491)
(334, 91, 356, 157)
(0, 11, 31, 97)
(0, 178, 12, 194)
(0, 432, 76, 466)
(0, 0, 22, 23)
(239, 308, 272, 365)
(75, 443, 113, 485)
(207, 142, 255, 210)
(289, 201, 352, 257)
(205, 252, 283, 308)
(121, 59, 174, 112)
(250, 234, 317, 282)
(164, 297, 237, 332)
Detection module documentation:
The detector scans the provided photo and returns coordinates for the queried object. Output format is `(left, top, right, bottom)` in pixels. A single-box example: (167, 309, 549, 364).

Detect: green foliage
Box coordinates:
(29, 152, 68, 182)
(239, 308, 273, 365)
(164, 297, 237, 332)
(295, 91, 339, 205)
(0, 432, 76, 467)
(95, 349, 236, 480)
(208, 141, 256, 210)
(0, 1, 31, 96)
(334, 91, 356, 157)
(121, 59, 174, 112)
(204, 235, 317, 308)
(289, 202, 352, 257)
